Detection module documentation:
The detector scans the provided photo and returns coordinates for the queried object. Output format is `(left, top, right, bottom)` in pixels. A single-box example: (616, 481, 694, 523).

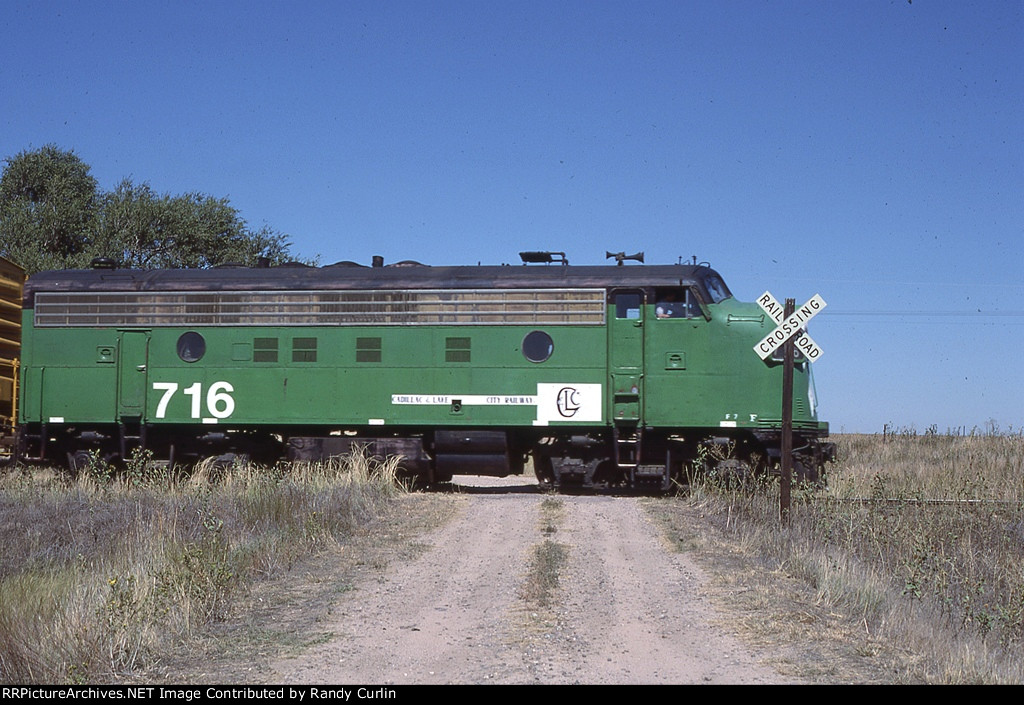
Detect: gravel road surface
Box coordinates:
(272, 476, 792, 684)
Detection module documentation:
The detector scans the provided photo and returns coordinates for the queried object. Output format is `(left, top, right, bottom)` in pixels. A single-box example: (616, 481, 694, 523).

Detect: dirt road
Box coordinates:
(270, 476, 793, 685)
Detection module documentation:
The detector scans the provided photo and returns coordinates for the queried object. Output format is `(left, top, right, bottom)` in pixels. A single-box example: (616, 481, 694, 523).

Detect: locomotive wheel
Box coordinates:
(533, 455, 555, 490)
(194, 453, 249, 484)
(591, 459, 625, 488)
(793, 459, 823, 487)
(65, 449, 116, 479)
(67, 450, 93, 478)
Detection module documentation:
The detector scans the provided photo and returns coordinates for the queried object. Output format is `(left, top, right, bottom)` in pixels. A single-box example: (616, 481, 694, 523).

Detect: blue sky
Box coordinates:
(2, 0, 1021, 433)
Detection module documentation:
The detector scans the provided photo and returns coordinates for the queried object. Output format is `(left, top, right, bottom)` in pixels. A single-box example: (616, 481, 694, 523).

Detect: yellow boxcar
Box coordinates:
(0, 257, 24, 448)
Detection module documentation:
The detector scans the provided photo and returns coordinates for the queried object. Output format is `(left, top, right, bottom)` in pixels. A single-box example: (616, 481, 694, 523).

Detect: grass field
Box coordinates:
(672, 429, 1024, 683)
(3, 430, 1021, 683)
(0, 452, 402, 684)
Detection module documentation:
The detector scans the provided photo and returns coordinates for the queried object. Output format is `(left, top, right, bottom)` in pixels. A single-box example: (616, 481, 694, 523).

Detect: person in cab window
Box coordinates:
(656, 292, 684, 319)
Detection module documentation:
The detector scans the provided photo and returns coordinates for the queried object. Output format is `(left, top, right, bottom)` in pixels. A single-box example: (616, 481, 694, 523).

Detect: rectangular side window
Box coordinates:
(254, 337, 278, 362)
(356, 337, 382, 363)
(292, 337, 317, 363)
(445, 336, 471, 363)
(615, 293, 642, 319)
(655, 289, 701, 319)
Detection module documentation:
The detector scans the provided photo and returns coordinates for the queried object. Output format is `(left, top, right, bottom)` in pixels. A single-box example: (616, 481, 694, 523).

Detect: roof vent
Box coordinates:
(519, 251, 568, 265)
(325, 260, 368, 268)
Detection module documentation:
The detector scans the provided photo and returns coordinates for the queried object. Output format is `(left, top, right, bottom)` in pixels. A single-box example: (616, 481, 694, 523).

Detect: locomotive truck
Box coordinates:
(11, 252, 833, 489)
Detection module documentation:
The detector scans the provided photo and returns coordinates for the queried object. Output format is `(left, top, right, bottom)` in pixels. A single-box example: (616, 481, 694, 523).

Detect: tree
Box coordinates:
(1, 146, 302, 274)
(0, 145, 99, 272)
(94, 180, 294, 269)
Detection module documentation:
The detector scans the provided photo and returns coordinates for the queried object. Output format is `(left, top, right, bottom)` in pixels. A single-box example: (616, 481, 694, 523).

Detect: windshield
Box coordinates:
(703, 274, 731, 303)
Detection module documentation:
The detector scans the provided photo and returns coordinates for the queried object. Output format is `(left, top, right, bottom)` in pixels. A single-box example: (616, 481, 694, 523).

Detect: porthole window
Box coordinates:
(522, 330, 553, 363)
(177, 331, 206, 363)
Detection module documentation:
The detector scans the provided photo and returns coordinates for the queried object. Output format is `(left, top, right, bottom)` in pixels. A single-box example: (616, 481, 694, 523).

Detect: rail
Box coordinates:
(812, 497, 1022, 507)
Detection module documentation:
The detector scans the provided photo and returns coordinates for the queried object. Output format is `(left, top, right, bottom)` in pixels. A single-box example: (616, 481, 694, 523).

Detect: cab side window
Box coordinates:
(615, 293, 642, 319)
(654, 288, 699, 319)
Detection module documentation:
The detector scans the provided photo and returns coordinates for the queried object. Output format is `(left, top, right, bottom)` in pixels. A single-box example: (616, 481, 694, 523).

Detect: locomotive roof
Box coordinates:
(23, 261, 731, 303)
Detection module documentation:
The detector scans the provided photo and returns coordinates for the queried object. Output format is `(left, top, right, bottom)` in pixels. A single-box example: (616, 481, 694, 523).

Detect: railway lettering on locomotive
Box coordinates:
(12, 252, 835, 488)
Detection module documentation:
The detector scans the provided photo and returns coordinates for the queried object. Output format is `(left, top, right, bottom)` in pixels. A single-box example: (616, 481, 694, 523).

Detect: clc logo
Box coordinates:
(556, 387, 580, 418)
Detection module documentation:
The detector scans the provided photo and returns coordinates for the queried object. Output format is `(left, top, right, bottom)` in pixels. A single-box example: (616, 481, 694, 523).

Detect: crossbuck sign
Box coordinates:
(753, 292, 826, 361)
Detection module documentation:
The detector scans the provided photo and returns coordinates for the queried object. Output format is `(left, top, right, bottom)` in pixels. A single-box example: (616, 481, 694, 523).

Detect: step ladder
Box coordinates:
(118, 421, 146, 461)
(614, 425, 642, 485)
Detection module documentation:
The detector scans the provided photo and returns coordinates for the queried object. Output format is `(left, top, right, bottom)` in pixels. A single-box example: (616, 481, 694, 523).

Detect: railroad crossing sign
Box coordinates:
(754, 291, 826, 361)
(754, 291, 827, 528)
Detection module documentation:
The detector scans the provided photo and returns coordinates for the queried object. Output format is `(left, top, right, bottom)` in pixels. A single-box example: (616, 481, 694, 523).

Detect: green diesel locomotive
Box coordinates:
(16, 253, 833, 488)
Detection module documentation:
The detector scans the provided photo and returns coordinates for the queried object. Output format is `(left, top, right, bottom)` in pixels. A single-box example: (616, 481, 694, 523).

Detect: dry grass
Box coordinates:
(832, 430, 1023, 502)
(520, 497, 568, 609)
(651, 430, 1024, 683)
(0, 452, 403, 684)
